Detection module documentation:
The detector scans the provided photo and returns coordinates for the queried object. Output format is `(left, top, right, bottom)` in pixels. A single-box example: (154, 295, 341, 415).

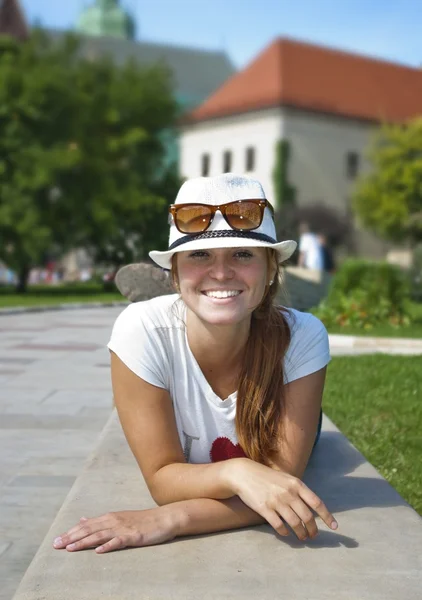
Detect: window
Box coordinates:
(201, 153, 210, 176)
(346, 151, 359, 179)
(223, 150, 232, 173)
(245, 147, 255, 172)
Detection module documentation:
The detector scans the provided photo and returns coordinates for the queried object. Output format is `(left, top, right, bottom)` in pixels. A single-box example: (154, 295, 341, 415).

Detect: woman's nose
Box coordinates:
(209, 257, 234, 280)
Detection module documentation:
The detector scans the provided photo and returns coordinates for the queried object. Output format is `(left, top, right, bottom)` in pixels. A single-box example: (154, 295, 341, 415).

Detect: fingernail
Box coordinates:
(331, 520, 338, 530)
(67, 543, 76, 550)
(53, 537, 62, 547)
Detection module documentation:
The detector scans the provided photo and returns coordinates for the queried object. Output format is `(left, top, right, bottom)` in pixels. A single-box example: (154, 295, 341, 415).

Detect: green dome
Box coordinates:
(77, 0, 136, 40)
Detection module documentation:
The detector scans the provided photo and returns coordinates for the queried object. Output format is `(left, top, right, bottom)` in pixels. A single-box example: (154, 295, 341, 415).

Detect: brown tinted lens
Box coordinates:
(175, 205, 212, 233)
(225, 201, 262, 230)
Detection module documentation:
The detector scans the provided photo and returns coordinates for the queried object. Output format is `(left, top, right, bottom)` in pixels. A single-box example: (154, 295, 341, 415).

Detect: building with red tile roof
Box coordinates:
(180, 37, 422, 258)
(187, 37, 422, 125)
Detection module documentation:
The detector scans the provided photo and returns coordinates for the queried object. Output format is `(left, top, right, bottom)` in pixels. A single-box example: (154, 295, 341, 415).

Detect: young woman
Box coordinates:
(53, 173, 337, 555)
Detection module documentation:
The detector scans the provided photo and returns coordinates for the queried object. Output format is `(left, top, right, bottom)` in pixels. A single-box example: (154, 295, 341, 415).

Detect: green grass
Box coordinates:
(324, 301, 422, 339)
(324, 355, 422, 514)
(0, 283, 125, 308)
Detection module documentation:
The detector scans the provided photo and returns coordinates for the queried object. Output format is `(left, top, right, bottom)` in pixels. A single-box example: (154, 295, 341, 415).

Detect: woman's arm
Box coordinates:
(112, 353, 329, 510)
(110, 351, 237, 504)
(270, 367, 327, 478)
(54, 491, 337, 554)
(53, 362, 335, 553)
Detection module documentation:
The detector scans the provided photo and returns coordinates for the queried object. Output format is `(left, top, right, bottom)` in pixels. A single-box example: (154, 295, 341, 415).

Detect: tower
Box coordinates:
(0, 0, 29, 40)
(77, 0, 135, 40)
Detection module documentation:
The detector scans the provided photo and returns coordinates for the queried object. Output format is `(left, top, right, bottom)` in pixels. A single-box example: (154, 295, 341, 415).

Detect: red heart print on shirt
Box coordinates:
(210, 437, 246, 462)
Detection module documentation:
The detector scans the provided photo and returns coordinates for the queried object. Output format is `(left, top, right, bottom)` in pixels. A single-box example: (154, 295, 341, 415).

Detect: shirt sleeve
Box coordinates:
(107, 303, 169, 389)
(284, 312, 331, 384)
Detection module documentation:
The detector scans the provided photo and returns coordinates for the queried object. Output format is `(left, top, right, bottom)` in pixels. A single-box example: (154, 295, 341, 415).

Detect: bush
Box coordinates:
(313, 259, 411, 329)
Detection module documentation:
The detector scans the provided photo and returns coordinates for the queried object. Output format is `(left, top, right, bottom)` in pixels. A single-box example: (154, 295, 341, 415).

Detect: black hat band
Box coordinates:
(169, 230, 278, 251)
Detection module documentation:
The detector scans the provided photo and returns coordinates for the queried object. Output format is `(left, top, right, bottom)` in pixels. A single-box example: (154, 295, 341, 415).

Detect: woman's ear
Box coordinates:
(268, 254, 278, 286)
(171, 256, 180, 292)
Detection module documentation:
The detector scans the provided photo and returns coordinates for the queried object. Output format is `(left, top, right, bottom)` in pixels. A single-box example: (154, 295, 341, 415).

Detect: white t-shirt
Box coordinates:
(299, 232, 323, 270)
(107, 294, 330, 464)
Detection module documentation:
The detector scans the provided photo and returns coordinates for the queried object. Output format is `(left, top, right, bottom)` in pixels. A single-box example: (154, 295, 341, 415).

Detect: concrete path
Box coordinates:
(0, 307, 122, 600)
(13, 412, 422, 600)
(0, 305, 421, 600)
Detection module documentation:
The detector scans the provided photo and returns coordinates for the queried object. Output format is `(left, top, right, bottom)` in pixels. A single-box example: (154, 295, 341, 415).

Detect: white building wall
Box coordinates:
(179, 107, 392, 257)
(282, 107, 376, 214)
(282, 108, 391, 257)
(179, 107, 377, 214)
(179, 109, 284, 206)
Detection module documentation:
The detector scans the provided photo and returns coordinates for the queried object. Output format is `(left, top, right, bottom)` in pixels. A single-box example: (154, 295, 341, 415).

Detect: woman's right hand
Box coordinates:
(225, 458, 338, 540)
(53, 505, 184, 554)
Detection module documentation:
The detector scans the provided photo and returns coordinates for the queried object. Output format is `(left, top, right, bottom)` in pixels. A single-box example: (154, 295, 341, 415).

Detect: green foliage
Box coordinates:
(272, 139, 296, 208)
(352, 118, 422, 244)
(313, 259, 411, 329)
(0, 30, 181, 291)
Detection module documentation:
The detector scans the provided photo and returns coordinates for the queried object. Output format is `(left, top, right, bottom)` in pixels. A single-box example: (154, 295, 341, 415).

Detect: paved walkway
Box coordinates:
(0, 307, 122, 600)
(0, 306, 421, 600)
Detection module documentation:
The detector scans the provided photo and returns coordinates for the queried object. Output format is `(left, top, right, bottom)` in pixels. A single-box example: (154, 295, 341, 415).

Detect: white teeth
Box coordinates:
(204, 290, 240, 299)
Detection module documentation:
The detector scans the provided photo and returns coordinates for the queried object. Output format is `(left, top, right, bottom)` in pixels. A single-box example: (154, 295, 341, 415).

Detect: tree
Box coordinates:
(0, 30, 181, 291)
(352, 118, 422, 246)
(0, 32, 82, 290)
(272, 139, 296, 208)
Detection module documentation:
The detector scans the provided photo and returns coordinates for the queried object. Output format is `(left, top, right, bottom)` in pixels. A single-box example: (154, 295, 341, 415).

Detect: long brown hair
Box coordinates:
(171, 248, 292, 465)
(236, 249, 292, 464)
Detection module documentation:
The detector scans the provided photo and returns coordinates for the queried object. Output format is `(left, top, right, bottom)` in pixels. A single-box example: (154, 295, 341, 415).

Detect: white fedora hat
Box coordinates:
(149, 173, 297, 270)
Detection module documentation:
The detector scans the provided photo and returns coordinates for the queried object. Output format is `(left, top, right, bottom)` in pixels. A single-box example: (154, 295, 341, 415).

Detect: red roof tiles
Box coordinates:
(187, 38, 422, 124)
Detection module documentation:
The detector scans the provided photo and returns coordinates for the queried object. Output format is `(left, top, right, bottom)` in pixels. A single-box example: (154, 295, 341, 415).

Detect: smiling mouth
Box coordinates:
(202, 290, 242, 299)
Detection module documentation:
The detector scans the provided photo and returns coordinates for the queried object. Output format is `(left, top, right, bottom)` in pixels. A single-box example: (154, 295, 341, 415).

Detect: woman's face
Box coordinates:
(175, 247, 274, 327)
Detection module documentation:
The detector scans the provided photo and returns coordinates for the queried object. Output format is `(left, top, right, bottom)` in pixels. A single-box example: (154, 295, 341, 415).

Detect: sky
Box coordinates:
(20, 0, 422, 70)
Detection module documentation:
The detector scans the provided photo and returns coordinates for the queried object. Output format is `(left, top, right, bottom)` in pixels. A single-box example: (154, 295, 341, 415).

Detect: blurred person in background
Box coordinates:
(318, 234, 336, 274)
(298, 222, 323, 270)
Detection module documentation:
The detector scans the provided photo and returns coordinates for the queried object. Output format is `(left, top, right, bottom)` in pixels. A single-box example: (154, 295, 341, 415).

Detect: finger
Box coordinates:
(299, 485, 338, 530)
(261, 509, 290, 537)
(55, 519, 109, 549)
(56, 514, 112, 547)
(66, 530, 116, 552)
(96, 535, 128, 554)
(290, 500, 318, 538)
(66, 514, 111, 537)
(278, 507, 308, 540)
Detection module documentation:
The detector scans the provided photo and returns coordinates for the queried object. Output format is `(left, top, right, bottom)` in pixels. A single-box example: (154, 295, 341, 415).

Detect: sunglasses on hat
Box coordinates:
(168, 199, 274, 235)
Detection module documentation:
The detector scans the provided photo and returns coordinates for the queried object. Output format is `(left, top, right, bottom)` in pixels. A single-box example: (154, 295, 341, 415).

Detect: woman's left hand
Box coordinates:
(53, 506, 181, 554)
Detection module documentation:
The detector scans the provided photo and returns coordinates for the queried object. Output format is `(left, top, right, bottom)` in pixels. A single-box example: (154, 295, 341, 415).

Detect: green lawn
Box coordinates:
(0, 283, 125, 308)
(323, 355, 422, 515)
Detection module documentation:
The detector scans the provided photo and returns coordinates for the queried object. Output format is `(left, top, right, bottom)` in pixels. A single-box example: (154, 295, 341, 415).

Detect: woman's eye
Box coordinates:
(189, 251, 209, 259)
(235, 251, 253, 259)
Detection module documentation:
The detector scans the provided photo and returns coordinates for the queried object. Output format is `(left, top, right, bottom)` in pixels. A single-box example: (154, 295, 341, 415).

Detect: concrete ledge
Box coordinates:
(12, 412, 422, 600)
(329, 333, 422, 349)
(0, 301, 128, 316)
(329, 334, 422, 355)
